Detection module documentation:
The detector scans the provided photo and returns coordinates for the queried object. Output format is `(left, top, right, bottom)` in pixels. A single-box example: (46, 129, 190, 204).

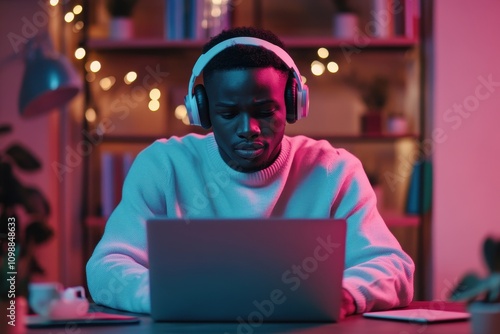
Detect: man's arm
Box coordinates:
(86, 143, 168, 314)
(332, 151, 415, 314)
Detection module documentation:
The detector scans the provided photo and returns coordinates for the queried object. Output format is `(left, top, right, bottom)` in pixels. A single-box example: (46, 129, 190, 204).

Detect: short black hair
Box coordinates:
(201, 26, 290, 81)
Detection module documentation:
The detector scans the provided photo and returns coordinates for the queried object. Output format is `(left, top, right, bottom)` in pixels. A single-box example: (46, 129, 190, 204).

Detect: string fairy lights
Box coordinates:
(57, 1, 165, 123)
(310, 47, 340, 76)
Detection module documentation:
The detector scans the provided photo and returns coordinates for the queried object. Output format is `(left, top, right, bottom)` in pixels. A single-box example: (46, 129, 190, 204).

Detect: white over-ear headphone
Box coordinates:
(184, 36, 309, 127)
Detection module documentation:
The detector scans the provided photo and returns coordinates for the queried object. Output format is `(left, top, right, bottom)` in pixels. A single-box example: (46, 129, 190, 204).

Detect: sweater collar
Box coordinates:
(205, 133, 292, 185)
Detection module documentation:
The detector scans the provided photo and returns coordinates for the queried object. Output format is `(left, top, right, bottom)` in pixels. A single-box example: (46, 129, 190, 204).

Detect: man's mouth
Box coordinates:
(234, 143, 265, 159)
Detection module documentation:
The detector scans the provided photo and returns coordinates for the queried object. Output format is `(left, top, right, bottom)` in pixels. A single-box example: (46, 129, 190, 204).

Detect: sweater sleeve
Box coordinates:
(86, 143, 168, 314)
(331, 151, 415, 314)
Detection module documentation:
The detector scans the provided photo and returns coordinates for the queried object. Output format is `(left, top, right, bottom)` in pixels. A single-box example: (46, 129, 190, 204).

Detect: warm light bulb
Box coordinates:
(74, 21, 84, 31)
(327, 61, 339, 73)
(175, 105, 187, 119)
(149, 88, 161, 100)
(90, 60, 101, 73)
(301, 75, 307, 84)
(311, 60, 325, 76)
(149, 100, 160, 112)
(75, 47, 86, 60)
(211, 7, 221, 17)
(99, 77, 116, 91)
(124, 71, 137, 84)
(64, 12, 75, 23)
(85, 108, 96, 122)
(73, 5, 83, 15)
(74, 21, 84, 32)
(49, 0, 59, 6)
(317, 47, 329, 59)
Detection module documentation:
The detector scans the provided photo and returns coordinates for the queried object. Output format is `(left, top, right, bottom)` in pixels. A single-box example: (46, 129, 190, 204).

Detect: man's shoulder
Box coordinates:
(285, 135, 353, 157)
(145, 133, 210, 152)
(136, 133, 211, 164)
(285, 135, 362, 169)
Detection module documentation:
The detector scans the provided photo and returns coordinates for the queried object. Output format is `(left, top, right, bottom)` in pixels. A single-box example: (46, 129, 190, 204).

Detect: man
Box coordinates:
(86, 27, 414, 318)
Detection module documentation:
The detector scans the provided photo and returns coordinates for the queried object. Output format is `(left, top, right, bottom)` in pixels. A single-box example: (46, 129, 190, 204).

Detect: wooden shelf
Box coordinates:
(86, 36, 418, 51)
(87, 38, 206, 50)
(313, 133, 419, 143)
(100, 135, 165, 144)
(282, 36, 418, 49)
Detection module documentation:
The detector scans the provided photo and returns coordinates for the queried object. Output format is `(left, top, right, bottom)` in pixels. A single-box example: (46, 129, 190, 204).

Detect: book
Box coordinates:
(188, 0, 208, 40)
(165, 0, 185, 40)
(100, 152, 116, 218)
(404, 0, 420, 39)
(371, 0, 395, 39)
(100, 152, 135, 218)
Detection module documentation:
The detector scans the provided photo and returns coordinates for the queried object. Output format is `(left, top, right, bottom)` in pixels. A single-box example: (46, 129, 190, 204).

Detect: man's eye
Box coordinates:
(219, 112, 236, 119)
(256, 109, 276, 118)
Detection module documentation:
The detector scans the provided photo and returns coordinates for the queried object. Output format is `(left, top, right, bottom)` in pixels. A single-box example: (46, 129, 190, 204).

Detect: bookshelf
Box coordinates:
(81, 0, 426, 297)
(87, 36, 418, 51)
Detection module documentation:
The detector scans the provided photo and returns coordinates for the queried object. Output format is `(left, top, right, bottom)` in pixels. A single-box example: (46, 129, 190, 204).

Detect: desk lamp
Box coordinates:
(18, 34, 81, 117)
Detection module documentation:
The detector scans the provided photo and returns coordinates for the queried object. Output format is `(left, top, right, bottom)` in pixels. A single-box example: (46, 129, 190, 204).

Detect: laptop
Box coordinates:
(146, 218, 346, 322)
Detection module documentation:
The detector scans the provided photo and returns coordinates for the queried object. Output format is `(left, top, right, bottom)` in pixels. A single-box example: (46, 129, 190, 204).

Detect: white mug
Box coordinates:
(29, 283, 89, 319)
(28, 282, 63, 316)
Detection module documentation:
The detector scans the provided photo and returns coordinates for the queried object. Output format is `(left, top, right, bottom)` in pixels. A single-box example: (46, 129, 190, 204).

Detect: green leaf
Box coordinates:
(5, 144, 41, 171)
(0, 162, 24, 206)
(449, 273, 482, 301)
(450, 274, 500, 302)
(0, 124, 12, 136)
(25, 221, 54, 245)
(20, 187, 50, 216)
(484, 237, 500, 273)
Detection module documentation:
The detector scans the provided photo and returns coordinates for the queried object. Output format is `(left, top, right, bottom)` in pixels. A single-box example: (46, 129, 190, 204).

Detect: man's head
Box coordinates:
(199, 27, 294, 172)
(201, 27, 290, 82)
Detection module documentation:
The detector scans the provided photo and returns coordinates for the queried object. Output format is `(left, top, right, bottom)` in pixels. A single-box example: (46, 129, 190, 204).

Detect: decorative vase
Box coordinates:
(469, 302, 500, 334)
(109, 17, 134, 40)
(333, 13, 359, 39)
(386, 115, 408, 135)
(361, 111, 382, 135)
(0, 297, 27, 334)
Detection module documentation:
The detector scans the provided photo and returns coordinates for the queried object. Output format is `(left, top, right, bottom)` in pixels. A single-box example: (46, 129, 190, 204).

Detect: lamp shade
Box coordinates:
(19, 47, 81, 117)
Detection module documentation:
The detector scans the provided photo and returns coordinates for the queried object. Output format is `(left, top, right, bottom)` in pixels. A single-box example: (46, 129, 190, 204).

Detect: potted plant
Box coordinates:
(360, 76, 389, 135)
(0, 124, 54, 329)
(449, 236, 500, 334)
(332, 0, 359, 39)
(105, 0, 139, 40)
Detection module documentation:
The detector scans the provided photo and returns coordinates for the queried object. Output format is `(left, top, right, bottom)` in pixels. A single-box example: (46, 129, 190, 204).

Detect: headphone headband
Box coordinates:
(188, 37, 306, 95)
(185, 36, 309, 126)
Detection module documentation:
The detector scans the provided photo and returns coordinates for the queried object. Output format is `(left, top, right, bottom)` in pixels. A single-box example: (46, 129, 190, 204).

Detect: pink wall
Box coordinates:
(0, 1, 61, 282)
(432, 0, 500, 300)
(1, 0, 85, 286)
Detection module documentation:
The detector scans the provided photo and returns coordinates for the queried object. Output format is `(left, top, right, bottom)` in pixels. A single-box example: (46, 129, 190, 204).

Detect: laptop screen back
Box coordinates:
(147, 218, 346, 322)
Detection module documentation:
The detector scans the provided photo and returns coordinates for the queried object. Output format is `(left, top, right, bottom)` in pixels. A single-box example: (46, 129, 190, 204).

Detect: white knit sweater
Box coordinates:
(86, 133, 414, 314)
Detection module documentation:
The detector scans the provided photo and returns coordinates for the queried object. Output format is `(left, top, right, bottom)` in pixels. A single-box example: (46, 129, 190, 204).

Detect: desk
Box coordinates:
(26, 301, 471, 334)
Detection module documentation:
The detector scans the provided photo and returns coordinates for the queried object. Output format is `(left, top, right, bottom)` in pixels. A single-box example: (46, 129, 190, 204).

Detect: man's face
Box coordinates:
(205, 67, 288, 173)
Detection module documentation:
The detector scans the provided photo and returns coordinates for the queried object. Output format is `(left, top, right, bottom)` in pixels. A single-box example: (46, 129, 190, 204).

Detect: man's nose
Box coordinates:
(237, 113, 261, 139)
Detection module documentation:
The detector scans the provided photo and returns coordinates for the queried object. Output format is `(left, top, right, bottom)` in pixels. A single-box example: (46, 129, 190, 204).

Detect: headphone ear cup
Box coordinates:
(285, 75, 298, 124)
(193, 84, 211, 129)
